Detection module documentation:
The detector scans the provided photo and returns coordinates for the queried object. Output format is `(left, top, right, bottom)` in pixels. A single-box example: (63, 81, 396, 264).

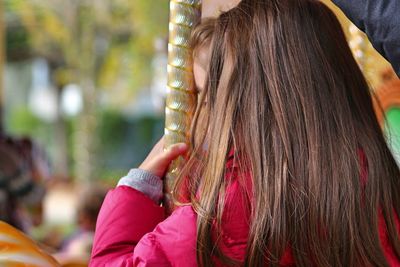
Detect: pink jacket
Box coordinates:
(90, 156, 258, 266)
(90, 157, 400, 266)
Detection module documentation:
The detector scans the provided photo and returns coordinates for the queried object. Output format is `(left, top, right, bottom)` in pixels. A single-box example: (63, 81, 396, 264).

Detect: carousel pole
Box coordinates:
(164, 0, 201, 212)
(164, 0, 241, 213)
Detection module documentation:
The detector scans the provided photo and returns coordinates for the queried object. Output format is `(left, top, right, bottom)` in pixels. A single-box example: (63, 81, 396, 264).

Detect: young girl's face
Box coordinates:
(193, 46, 209, 95)
(202, 0, 241, 18)
(193, 45, 210, 148)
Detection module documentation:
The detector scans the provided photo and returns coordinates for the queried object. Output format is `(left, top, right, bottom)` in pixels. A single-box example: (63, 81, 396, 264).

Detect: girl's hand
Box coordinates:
(139, 137, 188, 178)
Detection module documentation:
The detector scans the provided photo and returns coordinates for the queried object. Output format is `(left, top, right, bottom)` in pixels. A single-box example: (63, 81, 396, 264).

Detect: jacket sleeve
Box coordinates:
(89, 186, 166, 266)
(332, 0, 400, 76)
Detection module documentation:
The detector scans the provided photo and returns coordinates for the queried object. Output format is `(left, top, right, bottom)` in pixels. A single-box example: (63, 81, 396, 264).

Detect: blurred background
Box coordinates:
(0, 0, 399, 266)
(0, 0, 168, 264)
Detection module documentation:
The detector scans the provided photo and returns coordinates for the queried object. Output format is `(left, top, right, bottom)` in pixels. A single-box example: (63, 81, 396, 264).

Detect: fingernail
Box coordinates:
(177, 143, 188, 150)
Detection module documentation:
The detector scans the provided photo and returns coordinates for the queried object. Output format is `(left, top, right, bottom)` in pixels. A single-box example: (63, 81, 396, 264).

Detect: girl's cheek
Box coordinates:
(193, 63, 206, 92)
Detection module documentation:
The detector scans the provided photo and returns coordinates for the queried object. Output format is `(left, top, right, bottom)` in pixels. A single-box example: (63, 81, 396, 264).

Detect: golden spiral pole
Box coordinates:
(164, 0, 201, 213)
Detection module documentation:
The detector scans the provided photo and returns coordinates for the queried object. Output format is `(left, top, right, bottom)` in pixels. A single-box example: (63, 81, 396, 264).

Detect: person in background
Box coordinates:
(0, 136, 47, 233)
(57, 185, 108, 264)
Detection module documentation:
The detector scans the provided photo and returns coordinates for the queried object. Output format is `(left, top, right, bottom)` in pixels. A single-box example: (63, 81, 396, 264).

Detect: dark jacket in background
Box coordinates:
(333, 0, 400, 76)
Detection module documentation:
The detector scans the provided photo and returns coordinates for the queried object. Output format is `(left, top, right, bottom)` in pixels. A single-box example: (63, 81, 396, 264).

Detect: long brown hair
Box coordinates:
(174, 0, 400, 266)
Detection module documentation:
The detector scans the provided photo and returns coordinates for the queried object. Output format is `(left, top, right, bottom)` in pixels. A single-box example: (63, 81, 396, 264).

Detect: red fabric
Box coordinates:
(90, 158, 400, 266)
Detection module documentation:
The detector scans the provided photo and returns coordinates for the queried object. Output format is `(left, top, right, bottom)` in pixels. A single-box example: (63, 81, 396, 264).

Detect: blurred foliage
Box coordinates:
(6, 106, 42, 135)
(96, 111, 163, 181)
(5, 23, 31, 61)
(2, 1, 168, 238)
(5, 106, 164, 181)
(5, 0, 169, 180)
(5, 0, 169, 102)
(97, 109, 128, 152)
(5, 107, 54, 158)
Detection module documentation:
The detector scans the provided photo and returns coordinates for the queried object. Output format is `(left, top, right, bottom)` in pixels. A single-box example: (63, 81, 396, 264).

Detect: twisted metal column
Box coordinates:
(165, 0, 201, 213)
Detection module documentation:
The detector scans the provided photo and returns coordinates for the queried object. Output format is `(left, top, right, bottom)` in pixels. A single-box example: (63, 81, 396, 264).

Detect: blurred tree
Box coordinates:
(5, 0, 169, 180)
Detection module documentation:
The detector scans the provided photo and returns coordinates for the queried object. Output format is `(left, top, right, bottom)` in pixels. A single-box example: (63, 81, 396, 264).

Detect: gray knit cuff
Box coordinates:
(117, 169, 163, 204)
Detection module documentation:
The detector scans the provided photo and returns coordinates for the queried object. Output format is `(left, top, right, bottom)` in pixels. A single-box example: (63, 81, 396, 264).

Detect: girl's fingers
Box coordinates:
(139, 142, 188, 178)
(159, 143, 188, 165)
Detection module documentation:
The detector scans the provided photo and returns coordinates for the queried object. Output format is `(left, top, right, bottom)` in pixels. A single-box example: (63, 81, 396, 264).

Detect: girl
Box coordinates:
(90, 0, 400, 266)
